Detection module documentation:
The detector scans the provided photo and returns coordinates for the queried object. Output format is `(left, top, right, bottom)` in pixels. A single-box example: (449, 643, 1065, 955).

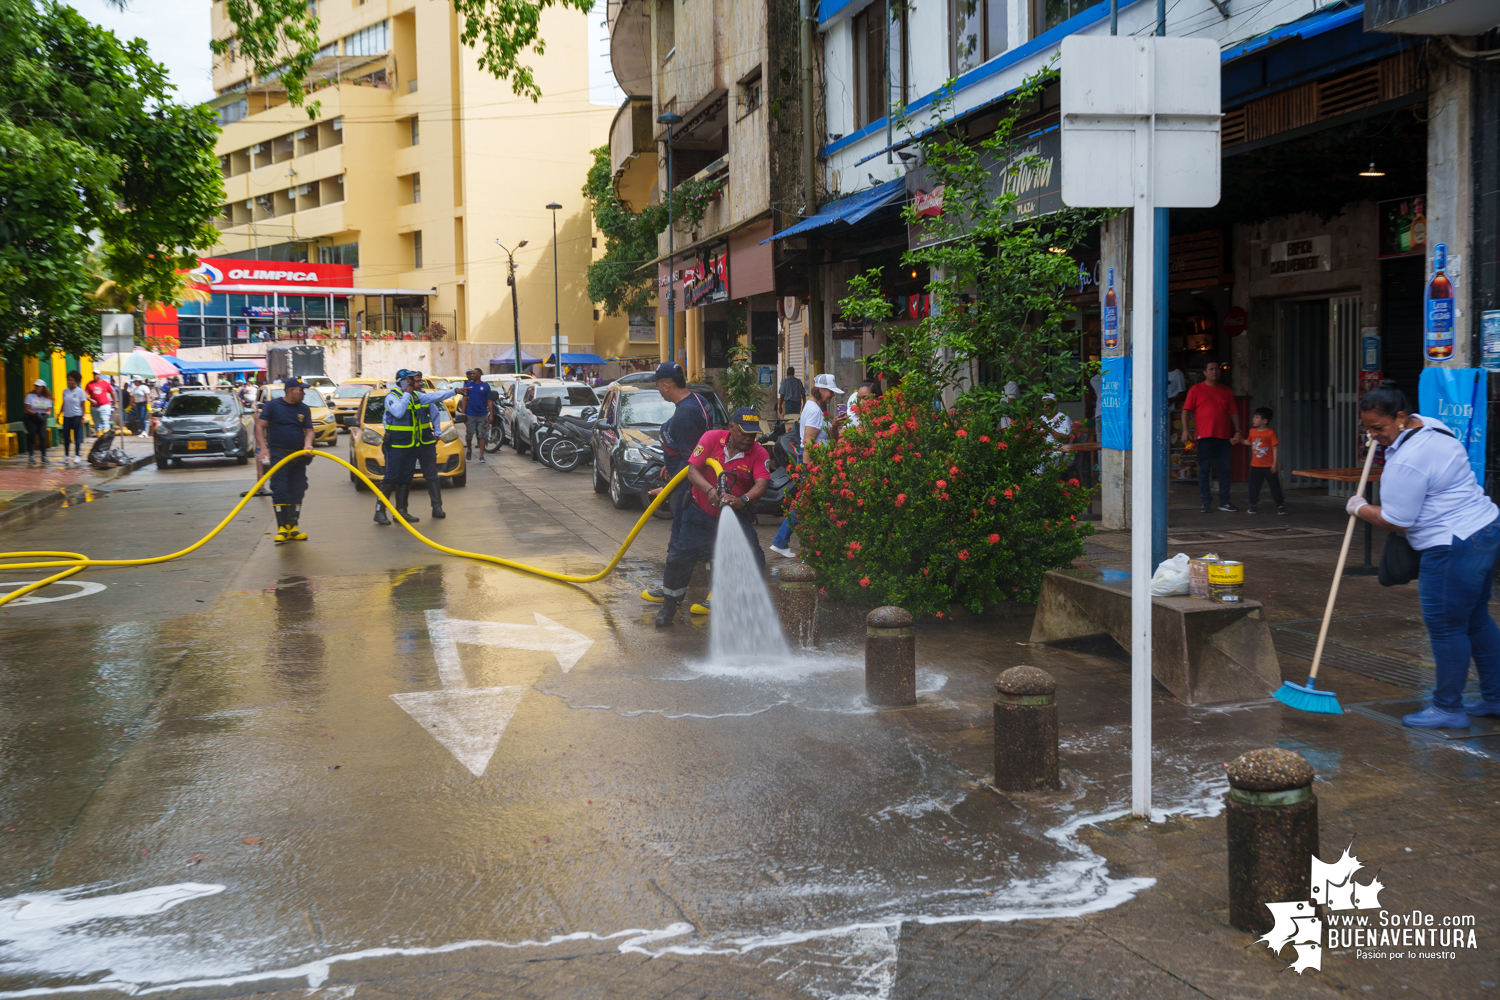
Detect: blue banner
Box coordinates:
(1418, 367, 1486, 487)
(1100, 357, 1132, 451)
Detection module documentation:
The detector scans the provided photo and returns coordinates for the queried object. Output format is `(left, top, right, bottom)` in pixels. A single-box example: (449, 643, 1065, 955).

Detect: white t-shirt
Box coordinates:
(61, 387, 87, 417)
(799, 398, 827, 451)
(24, 393, 50, 415)
(131, 384, 149, 402)
(1379, 415, 1498, 551)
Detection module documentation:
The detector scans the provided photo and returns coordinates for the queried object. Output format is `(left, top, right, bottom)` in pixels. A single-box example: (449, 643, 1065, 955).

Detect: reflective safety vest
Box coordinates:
(383, 392, 437, 448)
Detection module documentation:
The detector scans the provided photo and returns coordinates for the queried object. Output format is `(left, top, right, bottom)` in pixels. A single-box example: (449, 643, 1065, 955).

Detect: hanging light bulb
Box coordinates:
(1359, 162, 1385, 177)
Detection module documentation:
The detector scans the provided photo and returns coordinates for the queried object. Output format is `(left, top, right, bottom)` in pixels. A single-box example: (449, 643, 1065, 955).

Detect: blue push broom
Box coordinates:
(1272, 436, 1377, 715)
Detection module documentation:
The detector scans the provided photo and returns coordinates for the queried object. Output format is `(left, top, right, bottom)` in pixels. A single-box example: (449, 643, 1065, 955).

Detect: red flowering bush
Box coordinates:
(790, 388, 1094, 616)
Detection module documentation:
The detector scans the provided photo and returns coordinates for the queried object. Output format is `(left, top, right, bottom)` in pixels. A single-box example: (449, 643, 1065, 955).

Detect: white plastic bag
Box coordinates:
(1149, 552, 1192, 596)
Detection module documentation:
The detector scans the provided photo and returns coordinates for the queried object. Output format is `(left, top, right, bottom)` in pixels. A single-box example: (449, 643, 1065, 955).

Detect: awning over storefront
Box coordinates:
(490, 347, 543, 365)
(208, 284, 437, 296)
(763, 178, 906, 243)
(546, 353, 608, 365)
(167, 358, 264, 374)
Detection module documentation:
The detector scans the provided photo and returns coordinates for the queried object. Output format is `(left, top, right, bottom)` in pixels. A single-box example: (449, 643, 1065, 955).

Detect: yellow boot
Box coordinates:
(284, 504, 308, 541)
(689, 591, 712, 615)
(272, 504, 297, 544)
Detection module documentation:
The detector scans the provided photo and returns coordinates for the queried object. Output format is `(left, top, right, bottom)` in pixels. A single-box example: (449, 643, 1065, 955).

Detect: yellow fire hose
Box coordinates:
(0, 451, 690, 609)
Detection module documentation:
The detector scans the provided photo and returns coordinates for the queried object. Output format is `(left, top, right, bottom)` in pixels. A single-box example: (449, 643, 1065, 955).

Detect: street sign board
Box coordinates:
(1060, 36, 1221, 210)
(101, 314, 134, 356)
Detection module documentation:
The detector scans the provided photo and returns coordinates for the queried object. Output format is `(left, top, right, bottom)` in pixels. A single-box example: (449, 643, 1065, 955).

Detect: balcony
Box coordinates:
(608, 0, 652, 98)
(610, 98, 658, 213)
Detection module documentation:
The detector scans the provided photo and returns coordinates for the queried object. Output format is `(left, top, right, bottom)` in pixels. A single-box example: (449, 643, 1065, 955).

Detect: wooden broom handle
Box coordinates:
(1308, 437, 1379, 681)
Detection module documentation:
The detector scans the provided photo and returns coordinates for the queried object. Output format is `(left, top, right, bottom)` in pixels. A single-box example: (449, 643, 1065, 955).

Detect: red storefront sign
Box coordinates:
(189, 258, 354, 289)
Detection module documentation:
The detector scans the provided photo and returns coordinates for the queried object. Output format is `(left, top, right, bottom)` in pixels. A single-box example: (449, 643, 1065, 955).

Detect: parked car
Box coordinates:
(347, 389, 466, 490)
(589, 384, 728, 510)
(510, 380, 600, 457)
(330, 379, 381, 428)
(153, 391, 254, 469)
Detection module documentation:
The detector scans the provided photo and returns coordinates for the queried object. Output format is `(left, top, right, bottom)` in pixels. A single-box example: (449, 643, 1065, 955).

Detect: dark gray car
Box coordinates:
(153, 391, 254, 469)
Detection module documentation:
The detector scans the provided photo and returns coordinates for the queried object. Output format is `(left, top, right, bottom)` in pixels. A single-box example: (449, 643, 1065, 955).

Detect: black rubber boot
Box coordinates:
(273, 504, 292, 544)
(654, 595, 680, 627)
(428, 479, 446, 519)
(374, 487, 391, 525)
(395, 486, 419, 523)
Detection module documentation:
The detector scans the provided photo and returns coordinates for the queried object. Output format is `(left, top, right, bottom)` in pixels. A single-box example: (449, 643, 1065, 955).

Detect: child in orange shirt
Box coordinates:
(1246, 407, 1285, 515)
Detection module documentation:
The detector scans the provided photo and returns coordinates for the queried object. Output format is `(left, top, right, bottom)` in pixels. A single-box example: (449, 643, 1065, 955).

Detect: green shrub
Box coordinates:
(792, 388, 1094, 617)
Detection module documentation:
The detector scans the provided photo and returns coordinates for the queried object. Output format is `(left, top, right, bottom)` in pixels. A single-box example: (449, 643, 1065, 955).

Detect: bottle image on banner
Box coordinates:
(1103, 267, 1119, 350)
(1409, 198, 1426, 253)
(1426, 242, 1454, 360)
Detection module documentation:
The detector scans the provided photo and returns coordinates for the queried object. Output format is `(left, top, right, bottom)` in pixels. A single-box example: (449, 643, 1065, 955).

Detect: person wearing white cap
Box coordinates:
(769, 372, 845, 559)
(23, 380, 52, 465)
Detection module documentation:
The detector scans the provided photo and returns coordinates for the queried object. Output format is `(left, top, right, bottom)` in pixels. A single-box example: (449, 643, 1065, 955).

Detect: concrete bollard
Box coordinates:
(777, 564, 819, 648)
(993, 666, 1060, 791)
(1226, 748, 1318, 934)
(865, 606, 916, 706)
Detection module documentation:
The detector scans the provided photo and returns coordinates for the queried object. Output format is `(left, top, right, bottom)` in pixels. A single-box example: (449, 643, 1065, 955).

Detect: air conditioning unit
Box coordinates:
(288, 187, 298, 197)
(298, 185, 312, 196)
(295, 129, 308, 140)
(332, 117, 343, 131)
(251, 144, 263, 154)
(337, 175, 344, 184)
(244, 200, 254, 209)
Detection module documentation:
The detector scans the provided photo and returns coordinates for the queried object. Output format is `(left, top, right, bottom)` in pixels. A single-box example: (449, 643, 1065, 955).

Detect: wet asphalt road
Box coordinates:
(0, 445, 1292, 998)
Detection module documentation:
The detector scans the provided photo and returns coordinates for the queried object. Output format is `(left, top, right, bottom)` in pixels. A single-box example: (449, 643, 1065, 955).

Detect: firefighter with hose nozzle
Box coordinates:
(655, 408, 770, 627)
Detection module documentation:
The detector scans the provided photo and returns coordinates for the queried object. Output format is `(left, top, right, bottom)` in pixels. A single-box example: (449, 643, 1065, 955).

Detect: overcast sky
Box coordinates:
(65, 0, 622, 108)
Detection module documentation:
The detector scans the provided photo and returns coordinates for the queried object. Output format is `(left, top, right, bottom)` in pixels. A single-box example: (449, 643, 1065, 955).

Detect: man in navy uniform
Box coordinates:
(254, 378, 316, 544)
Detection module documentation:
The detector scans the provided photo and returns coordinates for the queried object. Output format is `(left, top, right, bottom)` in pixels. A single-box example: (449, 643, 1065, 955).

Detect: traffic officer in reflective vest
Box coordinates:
(375, 368, 456, 525)
(656, 408, 770, 627)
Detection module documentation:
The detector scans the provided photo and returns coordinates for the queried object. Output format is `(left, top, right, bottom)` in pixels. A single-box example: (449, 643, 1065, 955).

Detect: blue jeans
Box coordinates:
(773, 510, 798, 548)
(1196, 437, 1232, 506)
(1418, 517, 1500, 710)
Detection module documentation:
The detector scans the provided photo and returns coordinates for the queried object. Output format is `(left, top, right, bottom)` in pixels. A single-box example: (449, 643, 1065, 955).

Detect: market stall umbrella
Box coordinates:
(490, 346, 542, 366)
(95, 349, 178, 378)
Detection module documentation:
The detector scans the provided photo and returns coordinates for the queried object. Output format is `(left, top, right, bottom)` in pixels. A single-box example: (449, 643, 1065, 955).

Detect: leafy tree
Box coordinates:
(217, 0, 595, 111)
(582, 146, 666, 317)
(839, 68, 1107, 419)
(0, 0, 223, 362)
(581, 145, 728, 318)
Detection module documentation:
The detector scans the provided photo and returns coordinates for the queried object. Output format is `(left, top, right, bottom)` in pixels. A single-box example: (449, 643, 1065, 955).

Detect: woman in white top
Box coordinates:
(22, 379, 52, 464)
(59, 370, 88, 465)
(1348, 381, 1500, 728)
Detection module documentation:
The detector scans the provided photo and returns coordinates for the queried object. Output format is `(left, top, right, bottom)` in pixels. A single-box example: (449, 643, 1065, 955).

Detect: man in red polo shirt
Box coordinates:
(1181, 360, 1243, 513)
(656, 407, 771, 626)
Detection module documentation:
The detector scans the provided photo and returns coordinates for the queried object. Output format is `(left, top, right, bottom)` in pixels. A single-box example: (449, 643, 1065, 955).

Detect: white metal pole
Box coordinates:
(1130, 41, 1155, 821)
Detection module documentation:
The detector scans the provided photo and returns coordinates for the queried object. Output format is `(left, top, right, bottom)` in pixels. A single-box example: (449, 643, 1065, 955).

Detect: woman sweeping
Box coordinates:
(1348, 381, 1500, 727)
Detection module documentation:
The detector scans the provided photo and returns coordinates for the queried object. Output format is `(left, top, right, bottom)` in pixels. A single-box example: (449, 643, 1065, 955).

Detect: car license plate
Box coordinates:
(187, 440, 207, 450)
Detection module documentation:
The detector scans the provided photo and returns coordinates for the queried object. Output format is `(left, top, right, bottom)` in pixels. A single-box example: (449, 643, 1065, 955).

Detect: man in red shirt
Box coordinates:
(1181, 360, 1242, 513)
(85, 373, 115, 435)
(656, 408, 771, 626)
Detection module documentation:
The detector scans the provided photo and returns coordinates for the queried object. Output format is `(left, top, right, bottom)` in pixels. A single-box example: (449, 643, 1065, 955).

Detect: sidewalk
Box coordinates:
(0, 433, 155, 528)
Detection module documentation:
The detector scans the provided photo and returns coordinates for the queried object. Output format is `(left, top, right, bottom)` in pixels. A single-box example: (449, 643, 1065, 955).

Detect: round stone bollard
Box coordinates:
(993, 666, 1060, 791)
(777, 564, 819, 648)
(1226, 748, 1318, 935)
(865, 606, 915, 706)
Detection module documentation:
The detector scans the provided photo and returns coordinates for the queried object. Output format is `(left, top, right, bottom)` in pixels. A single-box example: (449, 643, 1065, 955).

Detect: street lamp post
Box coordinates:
(546, 202, 562, 378)
(494, 239, 529, 374)
(656, 112, 683, 367)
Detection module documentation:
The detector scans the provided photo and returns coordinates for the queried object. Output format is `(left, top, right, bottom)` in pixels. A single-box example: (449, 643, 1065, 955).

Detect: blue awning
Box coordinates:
(762, 178, 906, 243)
(490, 347, 543, 365)
(546, 353, 607, 365)
(169, 358, 263, 374)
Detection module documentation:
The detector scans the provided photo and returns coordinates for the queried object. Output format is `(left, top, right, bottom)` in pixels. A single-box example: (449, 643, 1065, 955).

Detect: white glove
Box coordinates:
(1345, 494, 1367, 516)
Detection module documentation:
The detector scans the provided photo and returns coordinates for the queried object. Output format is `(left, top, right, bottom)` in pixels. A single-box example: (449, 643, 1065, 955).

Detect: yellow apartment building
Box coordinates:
(208, 0, 629, 358)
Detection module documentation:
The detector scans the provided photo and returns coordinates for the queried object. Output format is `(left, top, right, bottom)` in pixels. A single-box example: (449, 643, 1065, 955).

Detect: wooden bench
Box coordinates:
(1029, 568, 1281, 705)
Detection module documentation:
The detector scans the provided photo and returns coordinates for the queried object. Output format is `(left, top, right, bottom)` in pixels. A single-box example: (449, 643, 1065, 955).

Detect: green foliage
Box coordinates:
(582, 146, 729, 317)
(0, 0, 223, 363)
(453, 0, 595, 101)
(793, 388, 1094, 617)
(211, 0, 324, 113)
(840, 68, 1108, 419)
(721, 345, 763, 410)
(583, 146, 666, 316)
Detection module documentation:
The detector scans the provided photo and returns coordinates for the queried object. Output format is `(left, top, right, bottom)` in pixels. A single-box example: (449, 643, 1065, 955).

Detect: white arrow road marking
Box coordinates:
(0, 580, 106, 606)
(392, 609, 596, 775)
(389, 687, 527, 777)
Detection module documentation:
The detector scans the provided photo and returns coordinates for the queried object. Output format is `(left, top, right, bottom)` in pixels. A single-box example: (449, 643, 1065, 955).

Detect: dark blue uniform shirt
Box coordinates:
(261, 397, 312, 452)
(661, 391, 712, 475)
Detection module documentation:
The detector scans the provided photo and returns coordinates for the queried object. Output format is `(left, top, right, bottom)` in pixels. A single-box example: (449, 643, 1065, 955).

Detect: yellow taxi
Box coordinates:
(259, 381, 339, 445)
(348, 388, 467, 490)
(330, 378, 382, 429)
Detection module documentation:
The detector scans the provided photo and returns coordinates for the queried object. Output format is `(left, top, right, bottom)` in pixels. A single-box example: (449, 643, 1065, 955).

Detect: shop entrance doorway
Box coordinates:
(1281, 300, 1329, 488)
